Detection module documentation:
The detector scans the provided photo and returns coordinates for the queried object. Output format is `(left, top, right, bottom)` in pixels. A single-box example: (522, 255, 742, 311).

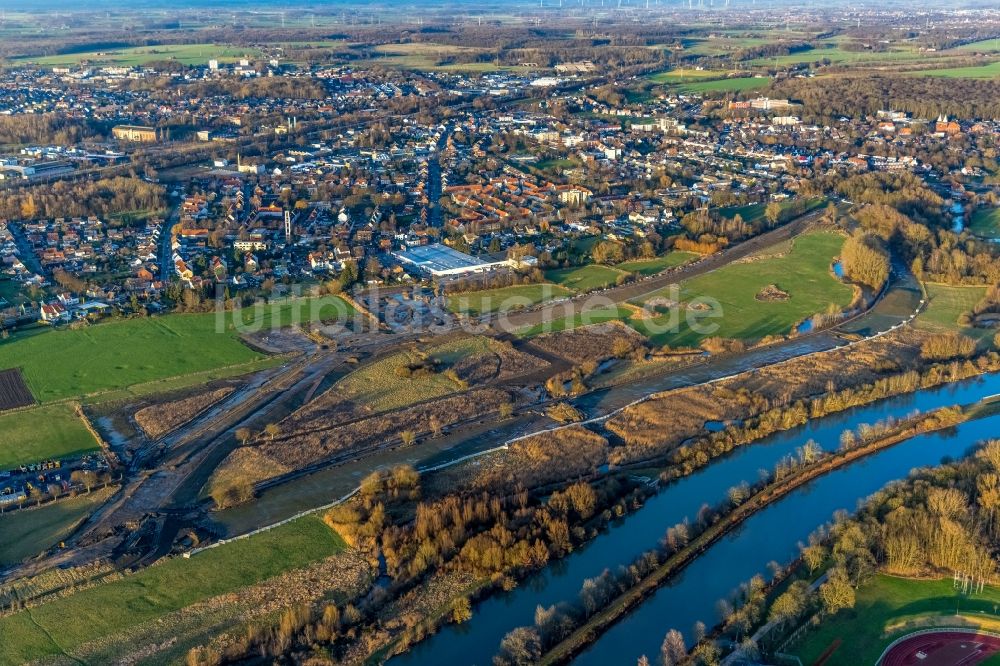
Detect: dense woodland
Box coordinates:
(821, 173, 1000, 286)
(0, 114, 106, 145)
(0, 176, 164, 221)
(771, 75, 1000, 121)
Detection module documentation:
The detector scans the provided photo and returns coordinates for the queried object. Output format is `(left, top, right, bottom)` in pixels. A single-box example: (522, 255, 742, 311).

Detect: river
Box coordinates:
(577, 412, 1000, 665)
(392, 371, 1000, 666)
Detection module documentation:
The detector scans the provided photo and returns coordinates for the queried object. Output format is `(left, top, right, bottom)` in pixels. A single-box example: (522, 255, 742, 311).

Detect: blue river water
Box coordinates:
(578, 412, 1000, 664)
(394, 372, 1000, 665)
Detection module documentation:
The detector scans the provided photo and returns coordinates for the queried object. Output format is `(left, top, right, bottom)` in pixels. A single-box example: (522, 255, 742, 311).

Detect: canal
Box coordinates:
(393, 372, 1000, 665)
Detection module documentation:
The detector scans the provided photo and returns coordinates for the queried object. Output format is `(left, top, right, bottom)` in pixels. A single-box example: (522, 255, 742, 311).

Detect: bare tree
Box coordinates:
(660, 629, 687, 666)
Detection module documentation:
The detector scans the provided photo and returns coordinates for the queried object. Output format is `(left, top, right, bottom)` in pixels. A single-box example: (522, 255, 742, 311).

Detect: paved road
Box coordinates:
(426, 125, 451, 229)
(158, 203, 181, 281)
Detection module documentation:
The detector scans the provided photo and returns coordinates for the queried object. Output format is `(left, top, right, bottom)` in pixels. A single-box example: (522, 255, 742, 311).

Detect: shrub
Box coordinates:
(920, 332, 976, 361)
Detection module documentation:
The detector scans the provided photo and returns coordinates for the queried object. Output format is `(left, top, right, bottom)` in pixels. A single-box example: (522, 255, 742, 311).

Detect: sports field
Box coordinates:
(792, 575, 1000, 666)
(446, 283, 572, 316)
(0, 515, 345, 666)
(719, 203, 767, 223)
(881, 631, 1000, 666)
(0, 403, 100, 469)
(635, 230, 852, 346)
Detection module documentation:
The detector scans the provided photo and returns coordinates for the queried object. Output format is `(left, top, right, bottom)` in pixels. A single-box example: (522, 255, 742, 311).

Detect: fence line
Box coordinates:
(186, 287, 926, 558)
(185, 442, 514, 558)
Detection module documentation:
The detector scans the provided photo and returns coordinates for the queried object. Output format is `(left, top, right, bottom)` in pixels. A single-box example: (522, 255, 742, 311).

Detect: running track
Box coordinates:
(881, 631, 1000, 666)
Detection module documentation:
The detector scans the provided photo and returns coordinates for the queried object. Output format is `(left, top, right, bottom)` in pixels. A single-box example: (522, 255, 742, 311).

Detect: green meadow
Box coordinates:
(0, 516, 345, 666)
(635, 231, 852, 346)
(517, 305, 636, 337)
(0, 487, 115, 567)
(0, 296, 354, 404)
(0, 403, 100, 469)
(545, 265, 626, 292)
(914, 61, 1000, 78)
(970, 207, 1000, 238)
(616, 251, 698, 276)
(446, 284, 572, 316)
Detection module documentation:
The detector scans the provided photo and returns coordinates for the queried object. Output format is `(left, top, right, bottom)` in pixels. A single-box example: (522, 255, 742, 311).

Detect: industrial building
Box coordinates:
(394, 243, 512, 278)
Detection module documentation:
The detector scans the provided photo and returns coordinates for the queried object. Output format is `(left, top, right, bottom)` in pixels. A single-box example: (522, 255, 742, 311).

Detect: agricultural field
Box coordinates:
(949, 38, 1000, 53)
(0, 314, 262, 403)
(0, 515, 345, 666)
(913, 60, 1000, 78)
(969, 207, 1000, 238)
(748, 43, 927, 67)
(792, 574, 1000, 666)
(12, 43, 262, 67)
(678, 36, 778, 56)
(446, 283, 572, 316)
(0, 403, 100, 469)
(616, 251, 698, 276)
(0, 368, 33, 410)
(0, 486, 115, 567)
(359, 42, 518, 72)
(635, 230, 853, 346)
(545, 264, 626, 292)
(676, 76, 771, 94)
(647, 68, 733, 84)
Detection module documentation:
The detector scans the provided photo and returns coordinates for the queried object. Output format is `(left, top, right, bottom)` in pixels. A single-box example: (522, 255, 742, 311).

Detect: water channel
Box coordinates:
(395, 372, 1000, 665)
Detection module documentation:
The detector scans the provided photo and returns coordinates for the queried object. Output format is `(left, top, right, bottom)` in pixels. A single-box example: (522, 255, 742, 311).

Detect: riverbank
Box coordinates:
(392, 366, 1000, 666)
(536, 404, 976, 665)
